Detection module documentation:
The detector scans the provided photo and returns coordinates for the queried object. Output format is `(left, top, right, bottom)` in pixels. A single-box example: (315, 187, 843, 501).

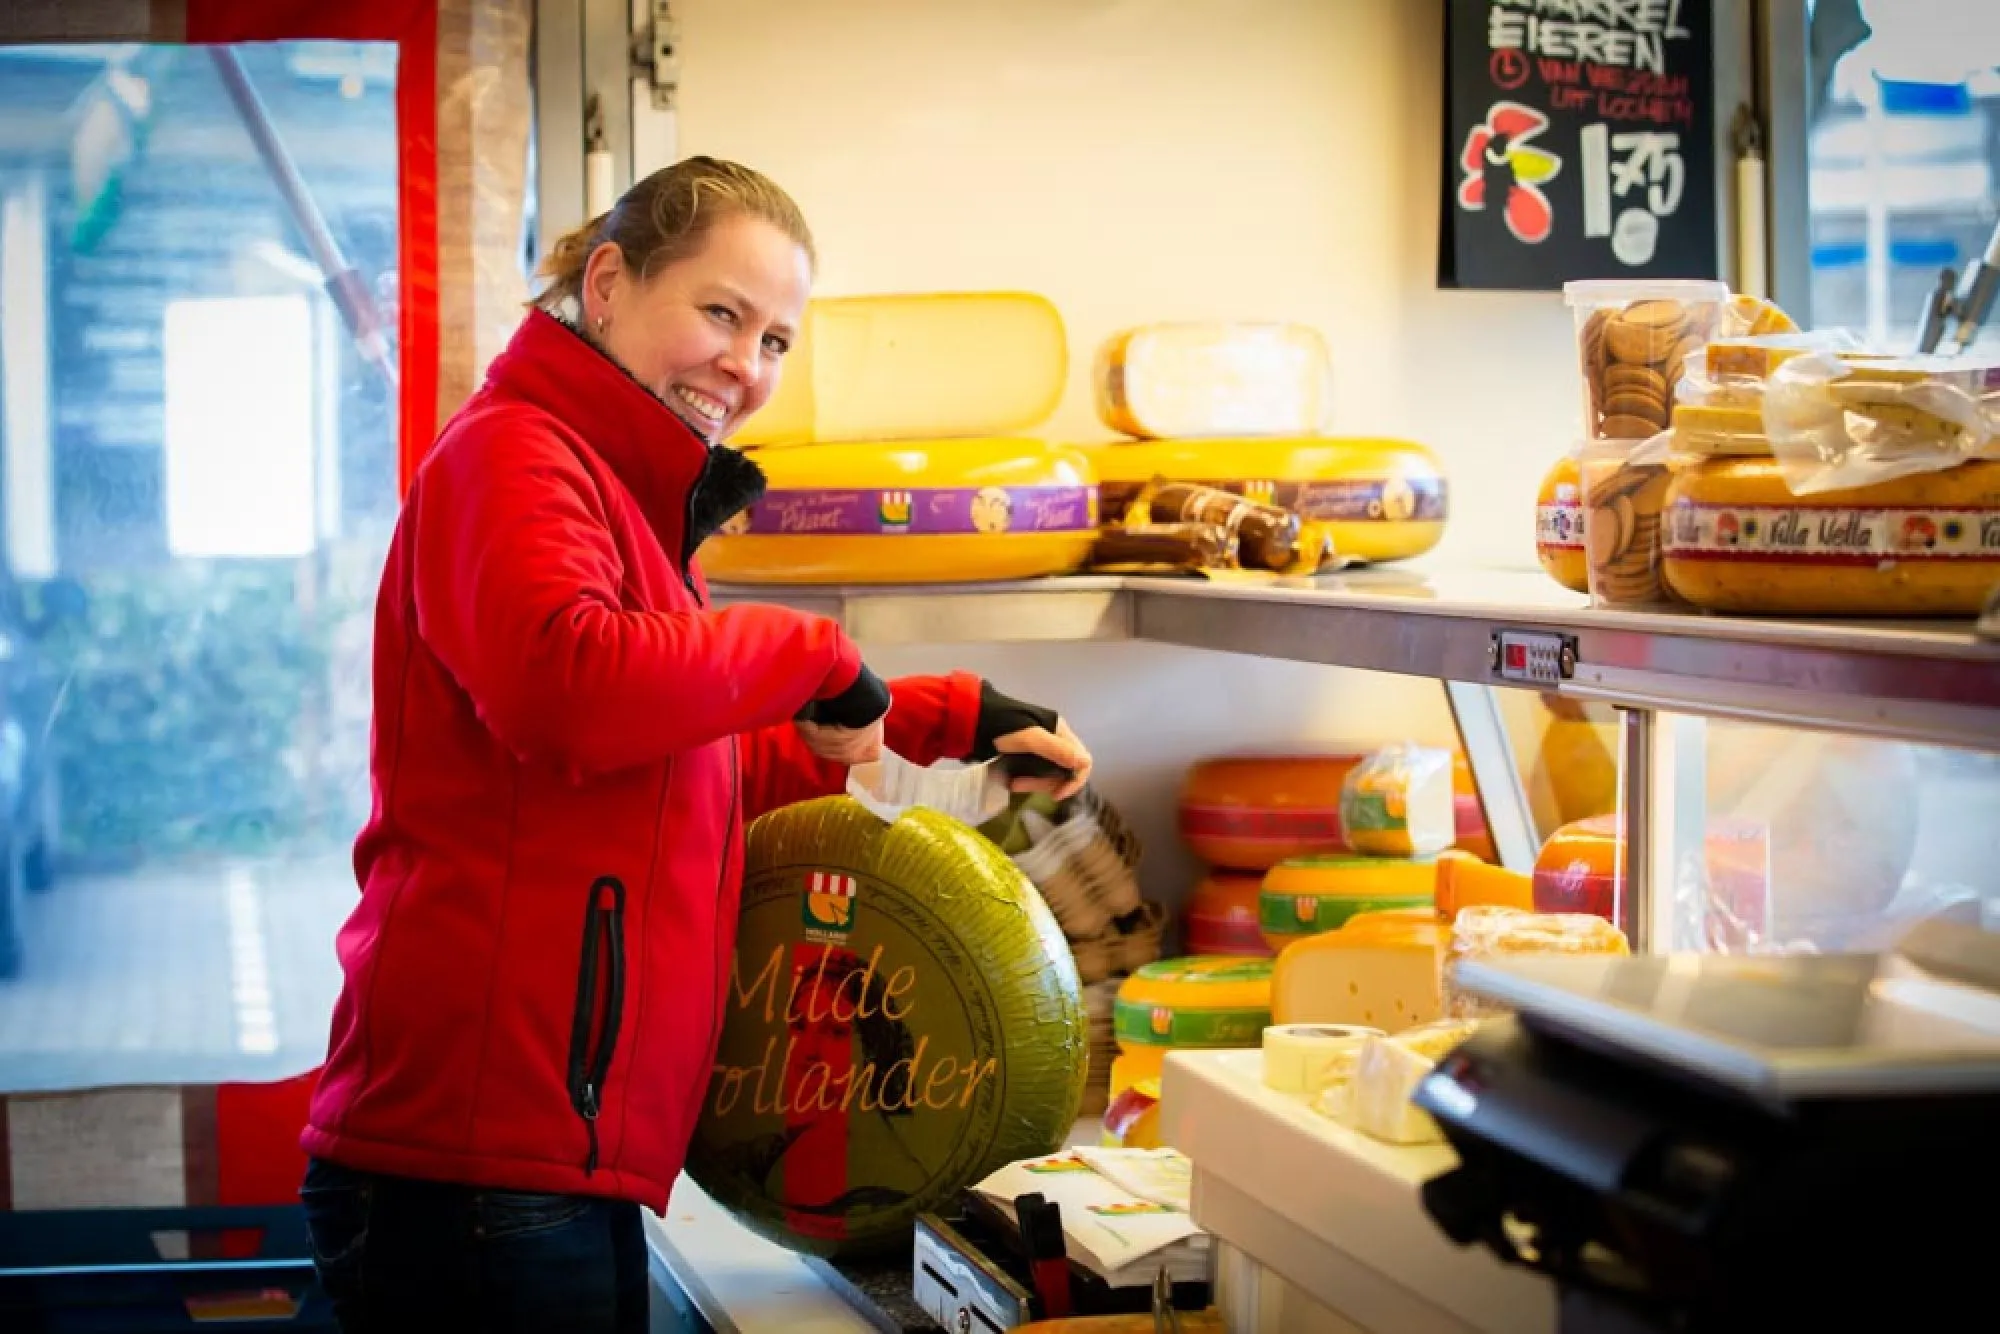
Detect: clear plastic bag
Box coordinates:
(1763, 352, 2000, 495)
(1339, 743, 1454, 857)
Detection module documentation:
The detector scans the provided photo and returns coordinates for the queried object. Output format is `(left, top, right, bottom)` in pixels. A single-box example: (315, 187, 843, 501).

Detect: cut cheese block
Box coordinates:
(1089, 436, 1447, 563)
(1443, 905, 1629, 1019)
(1095, 322, 1331, 439)
(734, 292, 1066, 446)
(1270, 916, 1441, 1031)
(1259, 853, 1437, 953)
(688, 797, 1086, 1259)
(702, 438, 1098, 584)
(1433, 850, 1534, 922)
(1662, 458, 2000, 615)
(1261, 1022, 1383, 1096)
(1330, 1020, 1482, 1145)
(1182, 871, 1271, 957)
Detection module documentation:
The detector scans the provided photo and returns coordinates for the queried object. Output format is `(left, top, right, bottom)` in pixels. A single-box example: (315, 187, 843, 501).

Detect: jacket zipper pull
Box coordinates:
(581, 1082, 601, 1175)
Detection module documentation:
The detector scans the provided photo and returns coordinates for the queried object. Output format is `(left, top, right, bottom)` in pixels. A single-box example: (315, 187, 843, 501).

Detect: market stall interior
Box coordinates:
(0, 1, 1998, 1332)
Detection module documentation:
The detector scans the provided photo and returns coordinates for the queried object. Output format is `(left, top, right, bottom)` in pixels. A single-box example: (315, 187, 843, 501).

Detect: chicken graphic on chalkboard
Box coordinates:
(1456, 100, 1563, 245)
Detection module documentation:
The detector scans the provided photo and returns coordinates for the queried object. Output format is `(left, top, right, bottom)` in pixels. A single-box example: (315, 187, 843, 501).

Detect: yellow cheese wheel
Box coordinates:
(701, 438, 1099, 585)
(1662, 458, 2000, 614)
(734, 292, 1066, 446)
(1088, 436, 1447, 563)
(1258, 854, 1438, 953)
(1535, 454, 1589, 592)
(1111, 956, 1273, 1053)
(1095, 322, 1331, 439)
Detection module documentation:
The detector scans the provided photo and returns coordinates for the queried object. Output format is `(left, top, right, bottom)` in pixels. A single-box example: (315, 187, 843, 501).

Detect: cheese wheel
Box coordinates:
(689, 797, 1086, 1258)
(1258, 853, 1438, 953)
(1532, 813, 1771, 928)
(1089, 436, 1448, 563)
(735, 292, 1065, 446)
(1535, 454, 1589, 592)
(1177, 754, 1365, 870)
(1095, 322, 1331, 439)
(1260, 1022, 1382, 1095)
(1179, 753, 1488, 870)
(1183, 871, 1272, 957)
(1270, 917, 1442, 1030)
(1662, 458, 2000, 615)
(1111, 956, 1273, 1052)
(702, 438, 1098, 585)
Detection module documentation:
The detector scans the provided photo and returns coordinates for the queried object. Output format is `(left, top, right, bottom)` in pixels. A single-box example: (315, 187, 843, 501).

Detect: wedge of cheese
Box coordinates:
(1270, 913, 1441, 1031)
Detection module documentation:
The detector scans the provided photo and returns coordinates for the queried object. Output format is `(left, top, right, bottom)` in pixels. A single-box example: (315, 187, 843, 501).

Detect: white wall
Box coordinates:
(666, 0, 1580, 915)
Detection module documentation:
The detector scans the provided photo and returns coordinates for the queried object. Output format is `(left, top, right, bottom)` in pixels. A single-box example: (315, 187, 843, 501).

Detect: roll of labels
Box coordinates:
(1260, 1022, 1384, 1096)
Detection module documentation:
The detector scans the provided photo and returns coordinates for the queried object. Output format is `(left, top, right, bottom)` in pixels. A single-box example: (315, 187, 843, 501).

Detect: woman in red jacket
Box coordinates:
(298, 156, 1090, 1332)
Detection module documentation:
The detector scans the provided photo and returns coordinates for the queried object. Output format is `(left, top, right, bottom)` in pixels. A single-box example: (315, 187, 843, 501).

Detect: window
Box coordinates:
(1802, 0, 2000, 348)
(0, 41, 398, 1091)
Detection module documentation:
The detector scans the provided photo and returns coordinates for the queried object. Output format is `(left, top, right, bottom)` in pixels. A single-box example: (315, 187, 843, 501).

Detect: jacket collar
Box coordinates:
(483, 308, 715, 556)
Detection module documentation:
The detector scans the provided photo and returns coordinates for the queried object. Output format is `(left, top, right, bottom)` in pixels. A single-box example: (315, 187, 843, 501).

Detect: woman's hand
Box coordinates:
(794, 717, 885, 767)
(991, 717, 1093, 801)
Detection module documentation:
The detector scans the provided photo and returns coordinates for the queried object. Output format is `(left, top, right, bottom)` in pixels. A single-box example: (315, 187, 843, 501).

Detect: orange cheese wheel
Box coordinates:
(1181, 753, 1491, 871)
(1533, 814, 1771, 930)
(1536, 454, 1589, 592)
(1183, 871, 1272, 957)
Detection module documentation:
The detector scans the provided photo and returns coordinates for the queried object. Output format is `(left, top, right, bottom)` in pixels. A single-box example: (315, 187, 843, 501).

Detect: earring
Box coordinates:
(595, 315, 607, 335)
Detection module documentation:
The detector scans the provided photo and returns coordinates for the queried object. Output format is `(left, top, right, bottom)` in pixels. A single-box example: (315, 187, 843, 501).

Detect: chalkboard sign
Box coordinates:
(1439, 0, 1719, 291)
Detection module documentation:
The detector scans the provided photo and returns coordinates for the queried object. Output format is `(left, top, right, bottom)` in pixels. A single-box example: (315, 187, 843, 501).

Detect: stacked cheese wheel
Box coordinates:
(1084, 322, 1449, 564)
(1175, 751, 1497, 959)
(1102, 956, 1274, 1150)
(702, 292, 1100, 584)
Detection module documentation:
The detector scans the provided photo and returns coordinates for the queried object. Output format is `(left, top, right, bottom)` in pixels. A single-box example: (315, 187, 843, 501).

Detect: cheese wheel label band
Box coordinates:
(1536, 500, 1584, 550)
(1258, 892, 1436, 935)
(1103, 477, 1446, 524)
(729, 485, 1097, 536)
(690, 798, 1085, 1259)
(1665, 501, 2000, 564)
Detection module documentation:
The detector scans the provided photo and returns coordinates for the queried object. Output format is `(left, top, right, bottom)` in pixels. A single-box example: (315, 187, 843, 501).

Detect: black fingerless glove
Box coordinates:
(969, 680, 1064, 774)
(795, 663, 891, 728)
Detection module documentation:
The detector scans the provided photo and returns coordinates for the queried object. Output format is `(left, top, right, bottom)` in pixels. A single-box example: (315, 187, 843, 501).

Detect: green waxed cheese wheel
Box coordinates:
(687, 796, 1087, 1258)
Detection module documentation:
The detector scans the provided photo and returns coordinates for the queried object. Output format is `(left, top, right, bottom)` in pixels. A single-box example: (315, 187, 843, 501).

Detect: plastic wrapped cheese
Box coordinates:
(735, 291, 1066, 446)
(1095, 322, 1331, 439)
(1316, 1019, 1482, 1144)
(1339, 744, 1455, 857)
(1442, 905, 1629, 1020)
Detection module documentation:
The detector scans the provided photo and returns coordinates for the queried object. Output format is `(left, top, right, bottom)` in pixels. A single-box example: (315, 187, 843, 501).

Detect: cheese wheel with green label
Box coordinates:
(701, 438, 1099, 584)
(688, 797, 1086, 1259)
(734, 291, 1067, 446)
(1258, 853, 1439, 953)
(1087, 436, 1448, 563)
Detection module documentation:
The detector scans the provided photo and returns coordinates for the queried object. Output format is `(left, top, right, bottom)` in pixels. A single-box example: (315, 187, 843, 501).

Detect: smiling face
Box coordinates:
(580, 211, 812, 442)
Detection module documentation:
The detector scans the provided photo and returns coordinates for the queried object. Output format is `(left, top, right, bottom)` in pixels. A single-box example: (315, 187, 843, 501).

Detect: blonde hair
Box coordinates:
(533, 156, 816, 310)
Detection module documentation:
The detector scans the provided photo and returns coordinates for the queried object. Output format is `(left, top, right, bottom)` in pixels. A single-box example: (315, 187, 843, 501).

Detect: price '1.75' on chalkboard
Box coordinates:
(1438, 0, 1719, 291)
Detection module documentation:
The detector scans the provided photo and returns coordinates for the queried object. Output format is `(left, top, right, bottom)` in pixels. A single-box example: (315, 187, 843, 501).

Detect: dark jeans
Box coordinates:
(300, 1157, 650, 1332)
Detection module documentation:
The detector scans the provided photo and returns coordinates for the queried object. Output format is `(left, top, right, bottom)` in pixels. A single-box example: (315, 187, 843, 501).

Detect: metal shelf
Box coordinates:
(712, 567, 2000, 752)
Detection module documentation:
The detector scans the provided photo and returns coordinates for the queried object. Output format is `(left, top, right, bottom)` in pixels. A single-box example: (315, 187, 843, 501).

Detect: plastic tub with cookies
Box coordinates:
(1565, 278, 1729, 444)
